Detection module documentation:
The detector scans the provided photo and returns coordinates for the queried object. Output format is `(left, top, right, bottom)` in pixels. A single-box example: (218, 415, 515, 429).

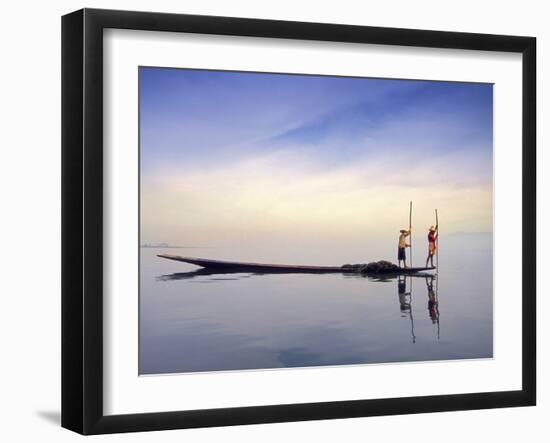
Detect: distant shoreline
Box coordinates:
(140, 244, 208, 249)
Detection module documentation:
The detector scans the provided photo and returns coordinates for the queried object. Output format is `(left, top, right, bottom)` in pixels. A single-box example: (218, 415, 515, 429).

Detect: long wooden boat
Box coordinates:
(157, 254, 435, 274)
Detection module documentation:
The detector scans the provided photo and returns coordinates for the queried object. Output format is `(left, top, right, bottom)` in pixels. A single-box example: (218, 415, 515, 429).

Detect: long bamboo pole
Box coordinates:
(435, 209, 440, 339)
(435, 208, 439, 270)
(409, 201, 413, 268)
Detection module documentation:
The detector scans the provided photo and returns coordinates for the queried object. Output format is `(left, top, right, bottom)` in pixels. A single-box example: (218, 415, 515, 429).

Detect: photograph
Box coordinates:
(138, 67, 494, 375)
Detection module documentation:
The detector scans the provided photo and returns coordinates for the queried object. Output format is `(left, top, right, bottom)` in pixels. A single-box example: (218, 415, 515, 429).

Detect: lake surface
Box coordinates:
(139, 234, 493, 374)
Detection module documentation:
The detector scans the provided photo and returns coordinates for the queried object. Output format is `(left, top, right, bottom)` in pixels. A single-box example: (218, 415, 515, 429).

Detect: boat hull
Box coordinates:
(157, 254, 435, 274)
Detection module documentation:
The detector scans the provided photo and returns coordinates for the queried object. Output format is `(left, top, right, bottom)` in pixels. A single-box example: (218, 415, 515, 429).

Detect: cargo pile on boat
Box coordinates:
(341, 260, 401, 273)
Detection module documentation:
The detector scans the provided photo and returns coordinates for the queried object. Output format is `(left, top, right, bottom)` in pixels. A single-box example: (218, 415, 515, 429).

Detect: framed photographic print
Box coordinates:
(61, 8, 536, 435)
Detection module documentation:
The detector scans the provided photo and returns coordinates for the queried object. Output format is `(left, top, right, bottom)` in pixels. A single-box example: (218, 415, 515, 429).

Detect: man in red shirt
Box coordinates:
(425, 225, 438, 268)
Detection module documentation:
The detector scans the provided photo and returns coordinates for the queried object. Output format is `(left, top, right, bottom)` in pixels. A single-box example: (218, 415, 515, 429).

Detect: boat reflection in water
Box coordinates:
(158, 269, 441, 343)
(157, 268, 252, 281)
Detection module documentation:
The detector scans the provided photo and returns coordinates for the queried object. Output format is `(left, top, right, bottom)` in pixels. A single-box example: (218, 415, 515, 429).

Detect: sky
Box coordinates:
(139, 67, 493, 260)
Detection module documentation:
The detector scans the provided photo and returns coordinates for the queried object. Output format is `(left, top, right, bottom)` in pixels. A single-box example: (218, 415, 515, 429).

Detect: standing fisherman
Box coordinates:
(425, 225, 438, 268)
(398, 229, 411, 268)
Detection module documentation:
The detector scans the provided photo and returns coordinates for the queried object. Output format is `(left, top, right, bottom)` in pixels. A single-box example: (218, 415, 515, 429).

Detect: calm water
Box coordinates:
(139, 234, 493, 374)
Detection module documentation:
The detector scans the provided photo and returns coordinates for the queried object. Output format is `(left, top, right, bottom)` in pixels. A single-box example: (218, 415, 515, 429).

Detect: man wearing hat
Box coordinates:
(425, 225, 438, 268)
(397, 229, 411, 268)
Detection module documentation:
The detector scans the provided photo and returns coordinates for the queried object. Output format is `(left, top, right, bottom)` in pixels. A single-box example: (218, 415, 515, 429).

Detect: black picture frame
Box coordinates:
(62, 8, 536, 435)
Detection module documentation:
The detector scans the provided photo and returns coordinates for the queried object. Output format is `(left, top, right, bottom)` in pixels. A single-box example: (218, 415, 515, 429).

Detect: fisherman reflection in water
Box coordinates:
(396, 275, 440, 343)
(397, 275, 416, 343)
(397, 276, 411, 315)
(425, 275, 439, 324)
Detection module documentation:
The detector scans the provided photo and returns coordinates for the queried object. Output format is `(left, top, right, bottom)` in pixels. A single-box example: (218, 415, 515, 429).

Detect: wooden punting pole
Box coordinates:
(409, 201, 413, 268)
(435, 208, 439, 270)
